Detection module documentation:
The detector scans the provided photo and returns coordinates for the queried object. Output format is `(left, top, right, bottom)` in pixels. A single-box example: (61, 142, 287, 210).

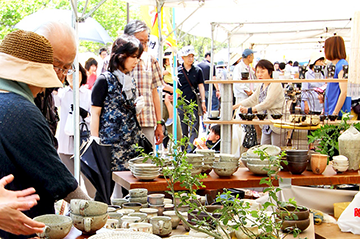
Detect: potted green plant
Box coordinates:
(138, 93, 306, 239)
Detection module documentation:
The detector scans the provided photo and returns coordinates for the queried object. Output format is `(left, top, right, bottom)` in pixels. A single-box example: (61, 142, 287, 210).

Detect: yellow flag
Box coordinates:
(140, 6, 177, 48)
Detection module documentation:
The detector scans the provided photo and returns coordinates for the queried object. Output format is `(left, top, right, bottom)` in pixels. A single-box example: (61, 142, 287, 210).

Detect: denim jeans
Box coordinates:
(178, 104, 199, 152)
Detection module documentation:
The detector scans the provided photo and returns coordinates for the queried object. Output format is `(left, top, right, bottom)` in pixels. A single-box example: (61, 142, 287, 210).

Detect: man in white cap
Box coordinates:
(177, 45, 206, 152)
(0, 30, 90, 238)
(233, 48, 256, 105)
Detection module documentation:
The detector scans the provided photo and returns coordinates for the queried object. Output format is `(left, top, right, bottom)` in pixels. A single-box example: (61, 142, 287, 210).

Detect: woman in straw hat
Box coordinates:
(0, 30, 90, 238)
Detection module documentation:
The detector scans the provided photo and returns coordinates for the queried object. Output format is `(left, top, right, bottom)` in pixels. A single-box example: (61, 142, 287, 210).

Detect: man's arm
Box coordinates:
(152, 88, 164, 145)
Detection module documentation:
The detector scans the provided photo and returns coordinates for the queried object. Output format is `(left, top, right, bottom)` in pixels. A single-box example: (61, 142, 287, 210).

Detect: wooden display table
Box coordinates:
(112, 168, 360, 191)
(315, 223, 360, 238)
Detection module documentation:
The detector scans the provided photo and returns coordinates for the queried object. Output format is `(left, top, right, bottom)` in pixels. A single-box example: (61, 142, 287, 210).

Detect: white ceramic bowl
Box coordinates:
(218, 153, 239, 162)
(247, 163, 278, 175)
(213, 166, 238, 177)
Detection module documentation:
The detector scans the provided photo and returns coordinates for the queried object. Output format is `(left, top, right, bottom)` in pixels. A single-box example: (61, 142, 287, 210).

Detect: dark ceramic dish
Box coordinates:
(239, 113, 247, 120)
(319, 115, 327, 121)
(245, 113, 256, 121)
(271, 114, 283, 120)
(288, 161, 308, 175)
(256, 113, 267, 120)
(328, 115, 338, 121)
(286, 154, 308, 162)
(285, 150, 309, 155)
(281, 218, 311, 232)
(277, 205, 310, 220)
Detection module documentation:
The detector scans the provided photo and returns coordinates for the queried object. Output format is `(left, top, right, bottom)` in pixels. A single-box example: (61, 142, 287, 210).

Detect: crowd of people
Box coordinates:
(0, 14, 351, 237)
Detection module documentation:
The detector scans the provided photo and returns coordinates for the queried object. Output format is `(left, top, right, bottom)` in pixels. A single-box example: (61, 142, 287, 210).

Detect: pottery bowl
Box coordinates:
(164, 203, 175, 211)
(210, 110, 220, 118)
(218, 153, 238, 162)
(116, 209, 135, 215)
(256, 113, 267, 120)
(271, 114, 283, 120)
(333, 155, 349, 164)
(70, 199, 108, 217)
(246, 158, 271, 165)
(328, 115, 338, 121)
(129, 222, 153, 233)
(33, 214, 72, 239)
(281, 218, 311, 232)
(163, 211, 181, 229)
(213, 161, 238, 167)
(285, 150, 309, 156)
(213, 166, 238, 177)
(195, 149, 215, 157)
(108, 212, 123, 225)
(111, 198, 128, 207)
(128, 212, 148, 222)
(147, 194, 165, 205)
(129, 188, 148, 198)
(247, 163, 278, 175)
(150, 216, 172, 237)
(122, 202, 142, 212)
(70, 213, 108, 234)
(149, 203, 165, 216)
(277, 205, 310, 220)
(185, 153, 203, 163)
(239, 113, 247, 120)
(319, 115, 327, 121)
(245, 113, 256, 121)
(288, 161, 308, 174)
(332, 164, 349, 173)
(139, 208, 158, 220)
(240, 156, 249, 167)
(286, 154, 308, 162)
(129, 196, 148, 204)
(163, 198, 173, 205)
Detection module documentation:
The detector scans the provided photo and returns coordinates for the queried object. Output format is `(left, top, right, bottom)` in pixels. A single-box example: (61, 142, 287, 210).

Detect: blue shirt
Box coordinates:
(324, 59, 349, 115)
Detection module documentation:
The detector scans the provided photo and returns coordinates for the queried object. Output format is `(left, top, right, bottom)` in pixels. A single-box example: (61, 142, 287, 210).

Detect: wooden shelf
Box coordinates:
(203, 119, 360, 125)
(112, 168, 360, 191)
(205, 78, 348, 84)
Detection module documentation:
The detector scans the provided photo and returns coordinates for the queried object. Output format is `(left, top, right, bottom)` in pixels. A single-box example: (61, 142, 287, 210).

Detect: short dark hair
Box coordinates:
(210, 124, 220, 136)
(204, 52, 211, 58)
(293, 61, 299, 67)
(124, 20, 149, 36)
(325, 35, 346, 61)
(99, 47, 108, 55)
(64, 63, 87, 86)
(255, 59, 274, 78)
(287, 60, 293, 64)
(85, 58, 98, 71)
(109, 34, 143, 72)
(279, 62, 286, 70)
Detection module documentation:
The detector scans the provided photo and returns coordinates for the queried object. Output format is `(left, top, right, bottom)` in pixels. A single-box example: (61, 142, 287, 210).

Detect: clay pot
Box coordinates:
(281, 218, 310, 232)
(277, 205, 310, 220)
(288, 161, 308, 175)
(311, 154, 328, 174)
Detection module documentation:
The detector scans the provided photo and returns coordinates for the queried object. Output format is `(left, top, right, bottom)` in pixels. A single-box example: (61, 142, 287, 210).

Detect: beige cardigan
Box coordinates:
(240, 83, 287, 134)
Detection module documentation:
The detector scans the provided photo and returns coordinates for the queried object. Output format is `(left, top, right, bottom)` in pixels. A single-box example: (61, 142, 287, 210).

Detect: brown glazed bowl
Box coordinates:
(256, 113, 267, 120)
(288, 161, 308, 175)
(245, 113, 256, 121)
(281, 218, 310, 232)
(328, 115, 338, 121)
(286, 154, 308, 162)
(277, 205, 310, 220)
(271, 114, 283, 120)
(239, 113, 247, 120)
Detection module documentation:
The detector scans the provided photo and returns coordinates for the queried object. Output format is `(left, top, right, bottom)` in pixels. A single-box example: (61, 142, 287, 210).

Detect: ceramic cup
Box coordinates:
(122, 202, 142, 212)
(111, 198, 128, 207)
(129, 188, 148, 198)
(163, 211, 181, 229)
(128, 212, 148, 222)
(70, 213, 108, 234)
(117, 209, 135, 215)
(70, 199, 108, 216)
(148, 194, 165, 205)
(150, 216, 172, 237)
(129, 222, 153, 233)
(105, 218, 120, 229)
(120, 216, 141, 228)
(210, 110, 220, 118)
(33, 214, 72, 239)
(108, 212, 123, 225)
(140, 208, 159, 221)
(311, 154, 328, 174)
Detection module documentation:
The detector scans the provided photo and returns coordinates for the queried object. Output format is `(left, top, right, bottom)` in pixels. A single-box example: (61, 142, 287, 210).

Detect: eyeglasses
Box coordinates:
(53, 65, 76, 76)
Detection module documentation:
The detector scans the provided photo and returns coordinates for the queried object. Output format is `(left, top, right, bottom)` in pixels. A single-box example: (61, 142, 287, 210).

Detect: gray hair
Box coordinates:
(124, 20, 149, 36)
(35, 21, 77, 49)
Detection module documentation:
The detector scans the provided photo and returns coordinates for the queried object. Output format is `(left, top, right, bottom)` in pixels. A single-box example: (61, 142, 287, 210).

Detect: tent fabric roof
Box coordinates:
(127, 0, 358, 46)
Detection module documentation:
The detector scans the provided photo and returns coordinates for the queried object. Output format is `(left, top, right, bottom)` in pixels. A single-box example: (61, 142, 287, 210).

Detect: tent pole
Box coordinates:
(157, 0, 164, 153)
(208, 22, 215, 124)
(71, 0, 80, 182)
(172, 7, 178, 148)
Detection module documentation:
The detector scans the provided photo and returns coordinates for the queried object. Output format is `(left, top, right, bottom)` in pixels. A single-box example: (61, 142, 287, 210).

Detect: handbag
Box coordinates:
(242, 124, 258, 148)
(181, 67, 204, 116)
(138, 133, 153, 154)
(80, 120, 90, 146)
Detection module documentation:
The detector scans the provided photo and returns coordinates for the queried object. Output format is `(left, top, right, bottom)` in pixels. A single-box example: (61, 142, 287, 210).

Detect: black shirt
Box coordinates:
(177, 64, 204, 102)
(197, 60, 216, 92)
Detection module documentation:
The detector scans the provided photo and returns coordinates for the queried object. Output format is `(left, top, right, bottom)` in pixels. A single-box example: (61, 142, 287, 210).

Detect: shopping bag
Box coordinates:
(338, 191, 360, 234)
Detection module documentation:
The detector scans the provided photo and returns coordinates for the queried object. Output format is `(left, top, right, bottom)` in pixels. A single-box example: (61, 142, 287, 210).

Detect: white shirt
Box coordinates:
(54, 85, 92, 154)
(233, 60, 256, 101)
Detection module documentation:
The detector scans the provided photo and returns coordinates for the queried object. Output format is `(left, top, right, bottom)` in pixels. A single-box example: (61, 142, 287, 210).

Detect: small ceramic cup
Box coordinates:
(117, 209, 135, 216)
(129, 188, 148, 198)
(120, 216, 141, 228)
(140, 208, 159, 221)
(148, 194, 165, 205)
(163, 211, 181, 229)
(111, 198, 128, 207)
(105, 218, 119, 229)
(150, 216, 172, 237)
(122, 202, 142, 212)
(70, 213, 108, 234)
(108, 212, 123, 225)
(129, 222, 153, 233)
(70, 199, 108, 216)
(128, 212, 148, 222)
(33, 214, 72, 239)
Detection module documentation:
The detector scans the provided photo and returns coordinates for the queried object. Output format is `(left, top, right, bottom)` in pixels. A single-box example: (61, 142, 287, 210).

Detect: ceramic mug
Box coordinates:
(129, 222, 153, 233)
(120, 216, 141, 228)
(150, 216, 172, 237)
(70, 213, 108, 234)
(34, 214, 72, 239)
(70, 199, 108, 216)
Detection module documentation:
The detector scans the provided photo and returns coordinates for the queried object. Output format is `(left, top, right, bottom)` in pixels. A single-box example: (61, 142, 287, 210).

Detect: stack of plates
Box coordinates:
(131, 163, 160, 180)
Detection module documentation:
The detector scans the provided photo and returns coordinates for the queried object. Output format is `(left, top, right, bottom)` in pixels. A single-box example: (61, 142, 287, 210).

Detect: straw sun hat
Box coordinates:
(0, 30, 61, 88)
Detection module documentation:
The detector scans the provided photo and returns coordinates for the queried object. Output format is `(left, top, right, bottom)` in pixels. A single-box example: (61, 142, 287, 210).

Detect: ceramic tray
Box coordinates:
(89, 231, 161, 239)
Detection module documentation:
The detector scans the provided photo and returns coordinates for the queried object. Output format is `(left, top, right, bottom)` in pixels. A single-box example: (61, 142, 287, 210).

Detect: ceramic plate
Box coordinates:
(133, 174, 159, 180)
(90, 231, 161, 239)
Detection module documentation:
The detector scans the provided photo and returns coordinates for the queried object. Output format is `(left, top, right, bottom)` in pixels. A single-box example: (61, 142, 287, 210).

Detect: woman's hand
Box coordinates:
(201, 102, 207, 114)
(239, 106, 248, 114)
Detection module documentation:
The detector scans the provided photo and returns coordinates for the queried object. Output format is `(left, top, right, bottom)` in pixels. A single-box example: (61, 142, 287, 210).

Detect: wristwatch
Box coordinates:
(156, 120, 162, 125)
